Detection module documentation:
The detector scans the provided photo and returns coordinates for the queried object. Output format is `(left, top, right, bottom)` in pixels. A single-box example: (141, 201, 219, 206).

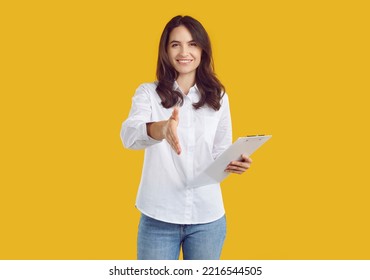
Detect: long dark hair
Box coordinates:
(156, 15, 225, 111)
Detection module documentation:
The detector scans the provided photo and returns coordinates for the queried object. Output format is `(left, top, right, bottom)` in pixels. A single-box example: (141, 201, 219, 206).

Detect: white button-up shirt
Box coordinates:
(120, 82, 232, 224)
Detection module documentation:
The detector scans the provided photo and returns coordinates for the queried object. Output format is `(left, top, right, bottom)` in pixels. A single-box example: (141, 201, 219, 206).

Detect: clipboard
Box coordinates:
(189, 135, 272, 188)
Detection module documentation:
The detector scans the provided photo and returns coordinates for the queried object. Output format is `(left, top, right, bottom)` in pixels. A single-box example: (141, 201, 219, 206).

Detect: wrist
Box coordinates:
(146, 122, 153, 138)
(146, 121, 166, 140)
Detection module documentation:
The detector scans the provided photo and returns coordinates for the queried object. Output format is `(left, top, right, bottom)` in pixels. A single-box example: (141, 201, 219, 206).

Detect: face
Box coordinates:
(167, 25, 202, 79)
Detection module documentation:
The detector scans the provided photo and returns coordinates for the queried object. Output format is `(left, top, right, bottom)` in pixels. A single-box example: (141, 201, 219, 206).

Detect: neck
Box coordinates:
(176, 73, 195, 95)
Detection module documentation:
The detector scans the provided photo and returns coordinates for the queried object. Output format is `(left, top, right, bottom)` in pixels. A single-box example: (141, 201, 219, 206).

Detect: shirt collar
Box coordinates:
(173, 81, 199, 95)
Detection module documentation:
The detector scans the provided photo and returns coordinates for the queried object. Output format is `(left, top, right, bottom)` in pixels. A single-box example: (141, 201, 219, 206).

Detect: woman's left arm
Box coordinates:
(212, 93, 253, 175)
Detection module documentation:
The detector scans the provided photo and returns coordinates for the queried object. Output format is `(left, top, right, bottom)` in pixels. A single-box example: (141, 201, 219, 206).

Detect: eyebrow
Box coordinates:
(169, 40, 196, 44)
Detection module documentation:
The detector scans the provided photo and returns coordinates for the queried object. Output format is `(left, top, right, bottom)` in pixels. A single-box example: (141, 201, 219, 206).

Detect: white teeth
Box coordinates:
(178, 60, 192, 63)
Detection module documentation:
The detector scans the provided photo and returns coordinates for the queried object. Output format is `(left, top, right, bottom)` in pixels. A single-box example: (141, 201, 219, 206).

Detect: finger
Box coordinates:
(167, 126, 179, 145)
(225, 161, 251, 173)
(171, 106, 179, 122)
(170, 142, 181, 155)
(226, 164, 249, 173)
(229, 161, 251, 169)
(171, 138, 181, 154)
(225, 168, 244, 175)
(164, 118, 181, 154)
(166, 136, 180, 154)
(241, 154, 252, 163)
(167, 128, 181, 154)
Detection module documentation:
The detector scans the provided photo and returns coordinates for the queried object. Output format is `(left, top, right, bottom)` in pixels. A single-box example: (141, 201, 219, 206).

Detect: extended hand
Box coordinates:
(163, 107, 181, 155)
(225, 154, 252, 174)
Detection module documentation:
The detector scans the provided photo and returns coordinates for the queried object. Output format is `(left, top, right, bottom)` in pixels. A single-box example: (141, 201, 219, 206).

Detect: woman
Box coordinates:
(120, 15, 252, 260)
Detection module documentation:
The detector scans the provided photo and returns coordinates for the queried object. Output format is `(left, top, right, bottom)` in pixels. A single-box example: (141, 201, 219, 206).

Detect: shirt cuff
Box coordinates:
(140, 122, 163, 145)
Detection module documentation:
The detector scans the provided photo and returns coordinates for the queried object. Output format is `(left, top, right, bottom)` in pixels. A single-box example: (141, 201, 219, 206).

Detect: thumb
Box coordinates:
(171, 106, 179, 121)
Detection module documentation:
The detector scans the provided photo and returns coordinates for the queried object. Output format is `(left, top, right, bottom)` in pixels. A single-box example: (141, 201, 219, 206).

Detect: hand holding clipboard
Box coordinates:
(190, 135, 272, 188)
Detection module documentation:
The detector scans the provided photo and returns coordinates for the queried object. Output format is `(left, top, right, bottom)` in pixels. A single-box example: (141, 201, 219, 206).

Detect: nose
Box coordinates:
(179, 45, 189, 56)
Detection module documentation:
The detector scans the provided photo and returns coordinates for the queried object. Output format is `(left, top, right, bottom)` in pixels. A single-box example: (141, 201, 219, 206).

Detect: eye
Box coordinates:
(189, 42, 197, 47)
(171, 43, 179, 48)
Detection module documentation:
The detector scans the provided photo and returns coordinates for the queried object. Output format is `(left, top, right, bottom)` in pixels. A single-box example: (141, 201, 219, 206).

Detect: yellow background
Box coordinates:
(1, 0, 369, 259)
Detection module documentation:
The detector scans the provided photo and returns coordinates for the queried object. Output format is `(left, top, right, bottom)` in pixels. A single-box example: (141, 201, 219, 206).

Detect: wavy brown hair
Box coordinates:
(156, 15, 225, 111)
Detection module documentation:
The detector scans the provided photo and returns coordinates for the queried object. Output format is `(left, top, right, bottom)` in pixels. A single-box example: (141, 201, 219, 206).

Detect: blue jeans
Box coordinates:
(137, 214, 226, 260)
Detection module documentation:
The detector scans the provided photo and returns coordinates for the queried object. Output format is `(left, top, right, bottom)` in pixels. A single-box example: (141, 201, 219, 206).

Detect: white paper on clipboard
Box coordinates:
(189, 135, 272, 188)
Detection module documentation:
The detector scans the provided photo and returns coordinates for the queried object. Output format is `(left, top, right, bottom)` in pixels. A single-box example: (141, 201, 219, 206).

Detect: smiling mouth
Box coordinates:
(176, 59, 193, 64)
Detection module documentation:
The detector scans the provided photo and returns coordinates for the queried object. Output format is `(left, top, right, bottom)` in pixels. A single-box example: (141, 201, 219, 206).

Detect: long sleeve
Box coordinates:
(120, 84, 162, 150)
(212, 93, 232, 159)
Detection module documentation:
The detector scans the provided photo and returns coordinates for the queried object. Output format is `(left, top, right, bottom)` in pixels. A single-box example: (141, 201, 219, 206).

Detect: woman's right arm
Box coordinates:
(120, 85, 181, 153)
(120, 85, 162, 150)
